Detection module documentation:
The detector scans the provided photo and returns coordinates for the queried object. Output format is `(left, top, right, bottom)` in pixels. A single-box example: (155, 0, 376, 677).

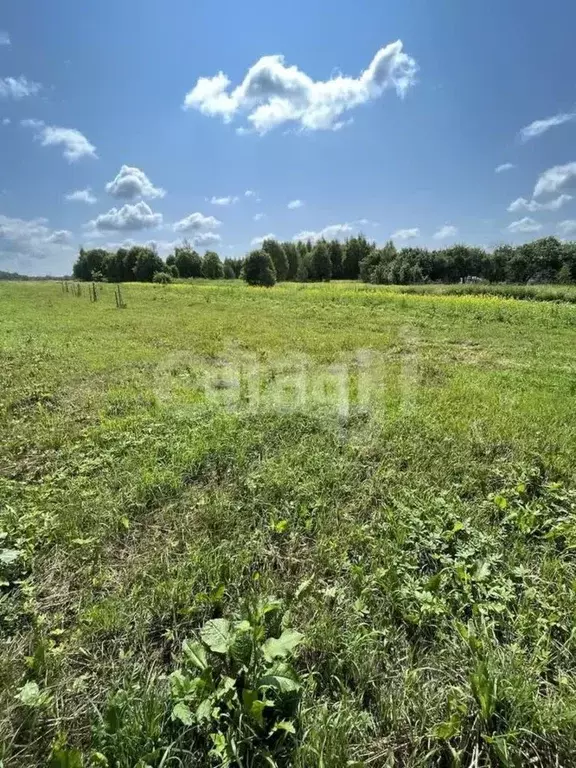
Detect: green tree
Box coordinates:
(122, 247, 141, 281)
(243, 249, 276, 286)
(224, 258, 244, 278)
(262, 239, 288, 281)
(174, 244, 203, 278)
(223, 262, 236, 279)
(561, 242, 576, 281)
(296, 256, 308, 282)
(558, 263, 573, 284)
(202, 251, 224, 279)
(282, 242, 299, 280)
(72, 248, 91, 281)
(370, 263, 389, 284)
(102, 250, 126, 282)
(487, 246, 512, 283)
(310, 240, 332, 281)
(296, 241, 308, 263)
(327, 240, 344, 279)
(506, 248, 530, 283)
(359, 241, 397, 283)
(72, 248, 108, 281)
(343, 236, 373, 279)
(133, 248, 166, 282)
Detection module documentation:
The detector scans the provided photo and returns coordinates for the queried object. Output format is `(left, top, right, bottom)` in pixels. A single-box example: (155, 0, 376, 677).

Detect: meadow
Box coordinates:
(1, 279, 576, 767)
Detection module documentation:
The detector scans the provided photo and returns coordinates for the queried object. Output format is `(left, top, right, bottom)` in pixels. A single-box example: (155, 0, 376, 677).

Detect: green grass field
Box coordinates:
(2, 280, 576, 767)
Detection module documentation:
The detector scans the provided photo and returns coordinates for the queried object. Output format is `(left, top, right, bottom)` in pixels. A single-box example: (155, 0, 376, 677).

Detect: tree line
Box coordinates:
(72, 234, 576, 286)
(0, 270, 62, 281)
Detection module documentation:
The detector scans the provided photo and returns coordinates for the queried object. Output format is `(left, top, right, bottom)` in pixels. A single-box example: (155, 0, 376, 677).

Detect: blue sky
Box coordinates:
(1, 0, 576, 275)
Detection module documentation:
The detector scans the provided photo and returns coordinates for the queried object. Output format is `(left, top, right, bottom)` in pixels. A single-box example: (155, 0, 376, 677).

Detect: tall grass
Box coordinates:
(387, 281, 576, 303)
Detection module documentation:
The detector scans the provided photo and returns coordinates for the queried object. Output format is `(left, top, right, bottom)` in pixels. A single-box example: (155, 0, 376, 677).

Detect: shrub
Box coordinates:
(152, 271, 172, 284)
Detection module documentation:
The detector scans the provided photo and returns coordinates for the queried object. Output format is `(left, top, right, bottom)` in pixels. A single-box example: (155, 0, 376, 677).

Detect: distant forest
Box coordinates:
(69, 234, 576, 286)
(0, 270, 65, 281)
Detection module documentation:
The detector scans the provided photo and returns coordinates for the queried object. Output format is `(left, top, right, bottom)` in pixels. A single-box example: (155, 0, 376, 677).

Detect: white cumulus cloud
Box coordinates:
(46, 229, 73, 244)
(495, 162, 515, 173)
(0, 76, 41, 99)
(391, 227, 419, 240)
(433, 225, 457, 240)
(193, 232, 222, 248)
(287, 199, 304, 209)
(520, 112, 575, 142)
(507, 217, 542, 233)
(508, 194, 572, 213)
(22, 119, 96, 161)
(173, 212, 222, 234)
(105, 165, 165, 200)
(534, 162, 576, 198)
(90, 202, 162, 232)
(65, 188, 97, 204)
(183, 40, 417, 134)
(209, 195, 239, 206)
(558, 220, 576, 236)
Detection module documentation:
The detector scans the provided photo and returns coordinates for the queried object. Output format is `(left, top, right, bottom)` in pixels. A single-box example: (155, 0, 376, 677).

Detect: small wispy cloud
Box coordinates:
(0, 76, 41, 99)
(520, 112, 575, 141)
(209, 195, 239, 206)
(391, 227, 419, 240)
(508, 194, 572, 213)
(22, 119, 97, 161)
(251, 233, 276, 246)
(293, 223, 354, 242)
(495, 162, 514, 173)
(507, 217, 542, 233)
(0, 31, 10, 46)
(287, 199, 304, 209)
(534, 162, 576, 198)
(65, 188, 97, 204)
(558, 220, 576, 236)
(253, 213, 264, 221)
(433, 225, 457, 240)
